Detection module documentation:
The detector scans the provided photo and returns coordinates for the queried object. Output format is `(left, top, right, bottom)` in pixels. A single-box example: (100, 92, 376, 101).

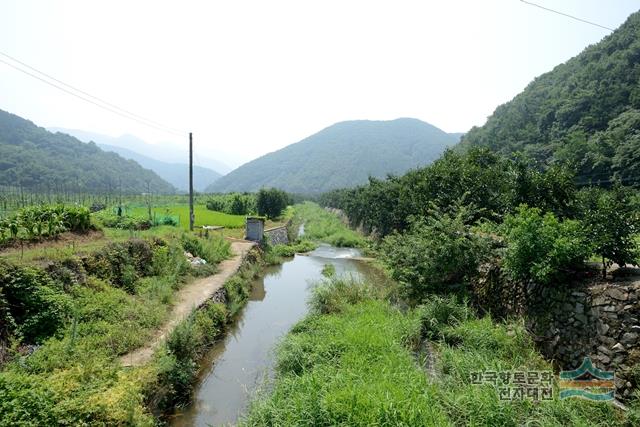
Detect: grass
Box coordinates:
(293, 202, 366, 247)
(128, 204, 245, 230)
(241, 278, 635, 426)
(243, 300, 448, 426)
(0, 230, 234, 425)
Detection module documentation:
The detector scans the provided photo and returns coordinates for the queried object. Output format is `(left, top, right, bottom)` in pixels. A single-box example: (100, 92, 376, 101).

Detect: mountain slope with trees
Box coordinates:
(461, 11, 640, 186)
(207, 118, 459, 194)
(0, 109, 175, 193)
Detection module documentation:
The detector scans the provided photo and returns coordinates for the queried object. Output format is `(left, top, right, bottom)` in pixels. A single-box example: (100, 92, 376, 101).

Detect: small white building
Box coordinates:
(245, 217, 265, 242)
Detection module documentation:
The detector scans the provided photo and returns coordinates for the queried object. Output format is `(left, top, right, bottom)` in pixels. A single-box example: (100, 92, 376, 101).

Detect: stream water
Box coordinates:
(168, 243, 381, 427)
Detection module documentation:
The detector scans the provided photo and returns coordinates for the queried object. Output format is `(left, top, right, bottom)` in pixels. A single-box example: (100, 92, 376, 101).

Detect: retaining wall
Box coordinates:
(472, 262, 640, 399)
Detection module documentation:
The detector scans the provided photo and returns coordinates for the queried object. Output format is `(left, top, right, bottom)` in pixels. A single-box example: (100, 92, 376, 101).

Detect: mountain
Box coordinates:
(207, 118, 459, 194)
(0, 109, 175, 193)
(48, 128, 234, 174)
(461, 11, 640, 185)
(97, 143, 221, 192)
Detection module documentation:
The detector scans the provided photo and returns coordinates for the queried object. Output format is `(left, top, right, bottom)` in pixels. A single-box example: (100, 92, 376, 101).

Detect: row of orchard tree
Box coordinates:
(320, 148, 640, 301)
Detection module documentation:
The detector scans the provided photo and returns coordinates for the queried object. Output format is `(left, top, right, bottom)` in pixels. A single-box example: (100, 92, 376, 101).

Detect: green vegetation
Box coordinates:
(320, 148, 640, 287)
(0, 205, 92, 244)
(460, 12, 640, 186)
(127, 204, 245, 230)
(293, 202, 365, 247)
(206, 193, 256, 215)
(578, 186, 640, 276)
(381, 205, 490, 301)
(500, 205, 592, 285)
(207, 118, 459, 194)
(243, 279, 627, 426)
(0, 109, 174, 193)
(0, 230, 233, 425)
(256, 188, 291, 219)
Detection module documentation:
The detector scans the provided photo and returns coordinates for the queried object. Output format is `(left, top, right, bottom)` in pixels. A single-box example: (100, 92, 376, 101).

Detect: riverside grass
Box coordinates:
(241, 279, 633, 426)
(293, 202, 365, 248)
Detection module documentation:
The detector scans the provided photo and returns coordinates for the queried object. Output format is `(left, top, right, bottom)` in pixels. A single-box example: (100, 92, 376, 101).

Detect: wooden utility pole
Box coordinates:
(189, 132, 194, 231)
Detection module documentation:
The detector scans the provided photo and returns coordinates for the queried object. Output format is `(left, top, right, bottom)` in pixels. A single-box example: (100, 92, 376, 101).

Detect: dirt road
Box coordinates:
(120, 240, 255, 367)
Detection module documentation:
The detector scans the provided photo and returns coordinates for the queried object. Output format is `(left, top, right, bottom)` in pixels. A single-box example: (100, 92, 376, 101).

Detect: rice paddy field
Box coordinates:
(126, 204, 246, 230)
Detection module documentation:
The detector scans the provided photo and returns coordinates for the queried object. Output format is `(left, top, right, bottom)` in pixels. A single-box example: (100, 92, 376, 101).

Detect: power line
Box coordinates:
(520, 0, 614, 32)
(0, 52, 186, 137)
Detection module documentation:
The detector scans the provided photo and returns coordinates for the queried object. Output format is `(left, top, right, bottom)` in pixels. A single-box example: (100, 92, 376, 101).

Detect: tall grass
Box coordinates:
(241, 279, 633, 426)
(293, 202, 365, 247)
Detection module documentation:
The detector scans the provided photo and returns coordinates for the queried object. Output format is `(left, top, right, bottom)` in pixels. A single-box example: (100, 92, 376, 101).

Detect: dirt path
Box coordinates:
(120, 240, 256, 367)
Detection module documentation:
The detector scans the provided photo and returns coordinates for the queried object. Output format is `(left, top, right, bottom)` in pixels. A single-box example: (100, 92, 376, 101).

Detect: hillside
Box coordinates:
(0, 109, 175, 193)
(93, 143, 220, 192)
(461, 11, 640, 185)
(207, 118, 459, 194)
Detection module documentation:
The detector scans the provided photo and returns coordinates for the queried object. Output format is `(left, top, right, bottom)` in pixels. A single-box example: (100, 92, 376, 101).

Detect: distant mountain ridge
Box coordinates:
(0, 109, 175, 193)
(48, 128, 233, 174)
(207, 118, 459, 194)
(96, 143, 221, 192)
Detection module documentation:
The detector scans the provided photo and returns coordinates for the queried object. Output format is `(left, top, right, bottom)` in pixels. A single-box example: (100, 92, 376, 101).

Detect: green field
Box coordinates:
(128, 204, 246, 230)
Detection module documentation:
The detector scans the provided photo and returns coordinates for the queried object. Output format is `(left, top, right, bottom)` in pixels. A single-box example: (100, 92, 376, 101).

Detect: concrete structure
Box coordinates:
(245, 217, 265, 242)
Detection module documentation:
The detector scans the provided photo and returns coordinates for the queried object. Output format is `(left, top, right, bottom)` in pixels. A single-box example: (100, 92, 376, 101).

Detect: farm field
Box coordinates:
(127, 204, 246, 230)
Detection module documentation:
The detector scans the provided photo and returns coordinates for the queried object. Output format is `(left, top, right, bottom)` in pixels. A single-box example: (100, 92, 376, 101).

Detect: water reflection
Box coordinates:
(169, 246, 378, 427)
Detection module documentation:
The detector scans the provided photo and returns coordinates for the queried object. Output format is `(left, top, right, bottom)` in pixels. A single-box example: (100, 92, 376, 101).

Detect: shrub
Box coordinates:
(0, 260, 70, 343)
(501, 205, 591, 285)
(181, 234, 230, 265)
(381, 206, 489, 302)
(83, 239, 156, 292)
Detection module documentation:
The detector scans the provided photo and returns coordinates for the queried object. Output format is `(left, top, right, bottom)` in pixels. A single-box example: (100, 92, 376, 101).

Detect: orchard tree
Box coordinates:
(578, 185, 640, 278)
(256, 188, 290, 219)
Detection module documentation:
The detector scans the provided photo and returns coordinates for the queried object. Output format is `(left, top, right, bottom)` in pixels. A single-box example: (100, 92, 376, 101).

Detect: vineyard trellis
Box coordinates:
(0, 184, 151, 218)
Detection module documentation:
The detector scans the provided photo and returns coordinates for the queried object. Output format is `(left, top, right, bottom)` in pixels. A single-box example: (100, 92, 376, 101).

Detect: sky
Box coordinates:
(1, 0, 638, 170)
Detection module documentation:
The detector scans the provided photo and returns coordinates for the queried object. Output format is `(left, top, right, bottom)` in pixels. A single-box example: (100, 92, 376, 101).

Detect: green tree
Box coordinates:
(578, 186, 640, 277)
(381, 204, 489, 302)
(502, 205, 591, 285)
(256, 188, 290, 219)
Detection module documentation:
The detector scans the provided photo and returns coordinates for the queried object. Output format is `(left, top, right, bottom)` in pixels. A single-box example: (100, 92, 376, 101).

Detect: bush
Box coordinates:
(501, 205, 591, 285)
(0, 260, 70, 343)
(97, 213, 152, 230)
(381, 206, 489, 302)
(181, 234, 231, 265)
(83, 239, 156, 292)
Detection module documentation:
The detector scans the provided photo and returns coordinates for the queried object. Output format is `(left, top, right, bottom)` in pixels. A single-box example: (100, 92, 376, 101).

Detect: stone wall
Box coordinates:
(472, 262, 640, 400)
(265, 225, 289, 245)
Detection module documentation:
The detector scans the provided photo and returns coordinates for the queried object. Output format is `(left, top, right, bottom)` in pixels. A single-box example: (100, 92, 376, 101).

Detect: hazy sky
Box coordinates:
(1, 1, 638, 169)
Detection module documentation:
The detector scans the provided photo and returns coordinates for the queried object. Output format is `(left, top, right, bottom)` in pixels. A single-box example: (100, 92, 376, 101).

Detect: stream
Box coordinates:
(168, 243, 382, 427)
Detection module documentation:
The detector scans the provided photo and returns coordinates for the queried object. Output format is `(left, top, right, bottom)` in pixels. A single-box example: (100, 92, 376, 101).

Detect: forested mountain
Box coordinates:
(0, 109, 175, 193)
(461, 11, 640, 186)
(94, 143, 220, 192)
(207, 118, 459, 194)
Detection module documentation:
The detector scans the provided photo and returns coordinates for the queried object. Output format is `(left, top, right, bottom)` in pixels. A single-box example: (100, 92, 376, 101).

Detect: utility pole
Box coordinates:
(189, 132, 194, 231)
